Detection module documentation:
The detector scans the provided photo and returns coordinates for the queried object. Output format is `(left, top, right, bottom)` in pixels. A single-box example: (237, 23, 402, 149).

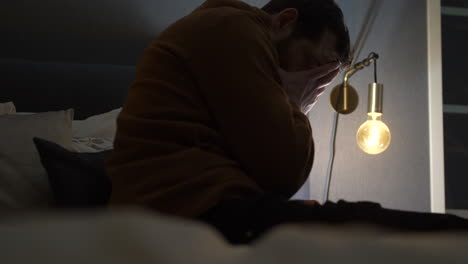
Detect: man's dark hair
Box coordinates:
(262, 0, 351, 66)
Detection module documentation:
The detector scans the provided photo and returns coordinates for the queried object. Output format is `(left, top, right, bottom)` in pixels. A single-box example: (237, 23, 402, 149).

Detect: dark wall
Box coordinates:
(441, 6, 468, 209)
(0, 0, 209, 65)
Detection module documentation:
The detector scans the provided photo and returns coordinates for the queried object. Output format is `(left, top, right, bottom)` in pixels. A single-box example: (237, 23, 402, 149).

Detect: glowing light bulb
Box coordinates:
(356, 113, 391, 155)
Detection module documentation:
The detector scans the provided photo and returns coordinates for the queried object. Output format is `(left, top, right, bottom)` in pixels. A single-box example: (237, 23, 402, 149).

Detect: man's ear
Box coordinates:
(272, 8, 298, 40)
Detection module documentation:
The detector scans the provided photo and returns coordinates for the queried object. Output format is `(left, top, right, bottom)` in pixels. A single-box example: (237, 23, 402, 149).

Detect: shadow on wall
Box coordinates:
(0, 0, 212, 65)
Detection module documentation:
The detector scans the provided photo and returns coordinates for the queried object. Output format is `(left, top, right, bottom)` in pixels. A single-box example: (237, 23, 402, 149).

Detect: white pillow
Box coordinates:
(72, 137, 113, 153)
(72, 108, 121, 140)
(0, 109, 74, 209)
(0, 102, 16, 115)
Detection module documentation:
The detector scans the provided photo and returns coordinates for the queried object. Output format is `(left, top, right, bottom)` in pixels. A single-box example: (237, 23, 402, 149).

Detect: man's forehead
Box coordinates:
(301, 38, 340, 63)
(315, 31, 340, 58)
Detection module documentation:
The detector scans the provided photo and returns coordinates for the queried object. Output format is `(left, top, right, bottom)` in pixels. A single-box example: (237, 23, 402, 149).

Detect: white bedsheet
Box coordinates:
(2, 208, 468, 264)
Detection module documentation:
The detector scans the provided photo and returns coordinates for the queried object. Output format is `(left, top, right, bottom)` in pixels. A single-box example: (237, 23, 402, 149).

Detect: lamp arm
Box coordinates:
(330, 52, 381, 113)
(343, 52, 380, 87)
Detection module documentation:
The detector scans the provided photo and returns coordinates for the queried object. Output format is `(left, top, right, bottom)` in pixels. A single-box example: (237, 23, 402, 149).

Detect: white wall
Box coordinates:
(307, 0, 431, 212)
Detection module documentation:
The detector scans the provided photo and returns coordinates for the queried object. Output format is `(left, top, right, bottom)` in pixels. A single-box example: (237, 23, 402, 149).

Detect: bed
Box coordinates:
(1, 58, 468, 263)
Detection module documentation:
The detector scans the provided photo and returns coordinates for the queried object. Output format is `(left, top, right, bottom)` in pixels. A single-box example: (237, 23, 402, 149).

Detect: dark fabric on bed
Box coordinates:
(33, 138, 112, 208)
(199, 194, 468, 245)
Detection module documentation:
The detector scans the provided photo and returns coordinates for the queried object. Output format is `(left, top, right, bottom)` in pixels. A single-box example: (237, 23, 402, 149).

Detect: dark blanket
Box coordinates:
(199, 194, 468, 244)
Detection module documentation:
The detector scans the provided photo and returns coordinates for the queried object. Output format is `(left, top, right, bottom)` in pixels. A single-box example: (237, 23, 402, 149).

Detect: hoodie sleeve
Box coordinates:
(186, 12, 314, 197)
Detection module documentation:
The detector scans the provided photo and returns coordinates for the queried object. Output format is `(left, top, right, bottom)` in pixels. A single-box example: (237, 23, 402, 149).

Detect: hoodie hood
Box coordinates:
(196, 0, 257, 11)
(193, 0, 273, 29)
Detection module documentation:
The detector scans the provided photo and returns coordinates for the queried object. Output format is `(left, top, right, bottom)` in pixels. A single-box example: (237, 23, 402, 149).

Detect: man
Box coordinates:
(107, 0, 468, 244)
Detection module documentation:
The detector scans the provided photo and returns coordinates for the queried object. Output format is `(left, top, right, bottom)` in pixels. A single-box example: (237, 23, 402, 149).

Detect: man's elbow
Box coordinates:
(258, 172, 309, 199)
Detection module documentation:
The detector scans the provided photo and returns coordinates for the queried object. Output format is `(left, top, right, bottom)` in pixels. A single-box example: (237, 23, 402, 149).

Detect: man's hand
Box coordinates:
(278, 62, 341, 115)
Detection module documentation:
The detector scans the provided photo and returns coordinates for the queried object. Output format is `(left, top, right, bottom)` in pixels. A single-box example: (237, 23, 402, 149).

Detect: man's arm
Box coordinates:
(187, 12, 314, 197)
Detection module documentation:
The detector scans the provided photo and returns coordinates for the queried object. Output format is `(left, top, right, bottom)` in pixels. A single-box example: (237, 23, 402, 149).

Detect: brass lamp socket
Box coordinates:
(368, 83, 383, 114)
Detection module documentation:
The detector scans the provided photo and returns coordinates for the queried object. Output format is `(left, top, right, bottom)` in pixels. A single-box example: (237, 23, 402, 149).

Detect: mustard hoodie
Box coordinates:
(106, 0, 314, 217)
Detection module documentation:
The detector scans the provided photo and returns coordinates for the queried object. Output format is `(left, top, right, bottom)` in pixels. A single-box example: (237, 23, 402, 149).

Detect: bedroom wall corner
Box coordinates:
(307, 0, 431, 212)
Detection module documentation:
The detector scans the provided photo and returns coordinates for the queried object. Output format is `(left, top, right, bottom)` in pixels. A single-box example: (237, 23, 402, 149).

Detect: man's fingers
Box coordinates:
(307, 62, 341, 79)
(302, 68, 339, 102)
(302, 68, 339, 103)
(303, 86, 326, 106)
(317, 68, 340, 88)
